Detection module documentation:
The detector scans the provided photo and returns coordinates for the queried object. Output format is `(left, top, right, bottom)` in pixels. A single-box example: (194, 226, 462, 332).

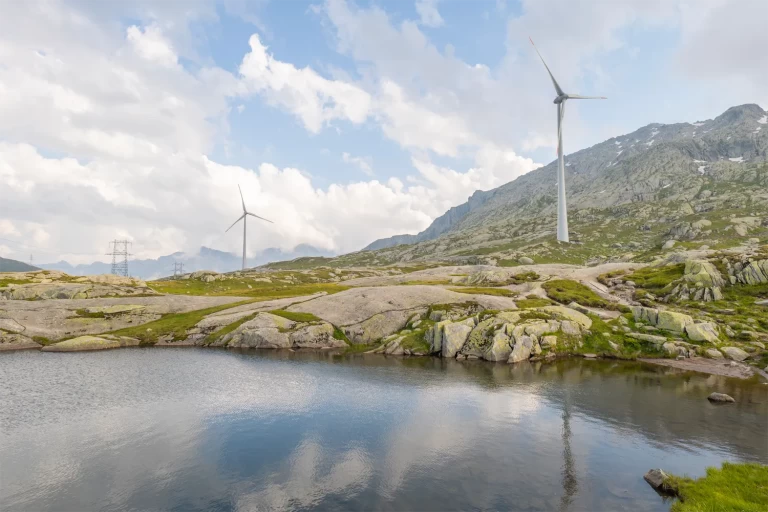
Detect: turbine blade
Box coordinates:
(238, 184, 246, 212)
(568, 94, 607, 100)
(246, 212, 274, 224)
(529, 37, 564, 96)
(225, 214, 245, 232)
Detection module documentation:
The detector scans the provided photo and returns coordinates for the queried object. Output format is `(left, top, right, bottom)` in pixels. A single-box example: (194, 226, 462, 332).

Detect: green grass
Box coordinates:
(149, 279, 348, 300)
(32, 335, 55, 346)
(448, 287, 516, 297)
(0, 278, 34, 287)
(74, 308, 106, 319)
(542, 279, 610, 308)
(401, 279, 452, 286)
(332, 325, 350, 343)
(110, 299, 257, 344)
(399, 330, 431, 354)
(261, 257, 336, 270)
(203, 312, 258, 345)
(516, 297, 552, 309)
(510, 271, 541, 284)
(268, 310, 321, 323)
(344, 341, 380, 354)
(665, 462, 768, 512)
(626, 264, 685, 290)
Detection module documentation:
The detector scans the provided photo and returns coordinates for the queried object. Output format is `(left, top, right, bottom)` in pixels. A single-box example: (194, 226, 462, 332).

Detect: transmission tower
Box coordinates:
(173, 261, 184, 277)
(106, 240, 132, 277)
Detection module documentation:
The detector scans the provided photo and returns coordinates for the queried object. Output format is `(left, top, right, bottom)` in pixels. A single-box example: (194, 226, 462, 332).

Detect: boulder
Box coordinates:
(685, 322, 720, 343)
(42, 336, 120, 352)
(662, 240, 676, 250)
(518, 257, 534, 265)
(662, 342, 680, 357)
(344, 309, 418, 345)
(290, 323, 345, 348)
(631, 306, 659, 326)
(484, 331, 513, 361)
(721, 346, 749, 362)
(442, 320, 474, 358)
(540, 335, 558, 349)
(644, 469, 672, 492)
(540, 306, 592, 329)
(230, 328, 291, 349)
(560, 320, 582, 336)
(704, 348, 724, 359)
(657, 311, 693, 333)
(508, 335, 534, 363)
(707, 392, 735, 403)
(684, 260, 725, 288)
(524, 320, 561, 338)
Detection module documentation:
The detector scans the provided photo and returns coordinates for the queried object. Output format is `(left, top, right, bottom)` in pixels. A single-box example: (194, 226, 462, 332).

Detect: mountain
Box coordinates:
(345, 103, 768, 266)
(0, 257, 40, 272)
(363, 189, 494, 250)
(39, 244, 333, 280)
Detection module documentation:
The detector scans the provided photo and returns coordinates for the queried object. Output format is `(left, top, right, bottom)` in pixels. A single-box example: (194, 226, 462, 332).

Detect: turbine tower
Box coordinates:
(530, 37, 606, 243)
(225, 185, 273, 270)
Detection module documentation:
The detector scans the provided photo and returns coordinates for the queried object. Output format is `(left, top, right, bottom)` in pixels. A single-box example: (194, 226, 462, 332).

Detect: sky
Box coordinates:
(1, 0, 766, 265)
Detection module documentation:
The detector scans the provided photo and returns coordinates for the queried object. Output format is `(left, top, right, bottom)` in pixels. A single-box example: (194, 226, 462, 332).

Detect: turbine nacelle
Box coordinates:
(554, 94, 568, 104)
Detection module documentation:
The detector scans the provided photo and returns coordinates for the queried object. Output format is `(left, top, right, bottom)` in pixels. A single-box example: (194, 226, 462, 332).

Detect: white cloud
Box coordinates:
(238, 34, 372, 133)
(415, 0, 444, 27)
(126, 24, 177, 67)
(341, 152, 374, 176)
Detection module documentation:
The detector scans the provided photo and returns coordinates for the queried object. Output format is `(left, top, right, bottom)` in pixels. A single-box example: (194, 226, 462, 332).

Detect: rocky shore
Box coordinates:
(2, 257, 767, 381)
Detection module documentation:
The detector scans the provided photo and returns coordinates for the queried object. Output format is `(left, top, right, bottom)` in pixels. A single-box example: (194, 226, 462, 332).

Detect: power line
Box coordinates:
(106, 240, 132, 277)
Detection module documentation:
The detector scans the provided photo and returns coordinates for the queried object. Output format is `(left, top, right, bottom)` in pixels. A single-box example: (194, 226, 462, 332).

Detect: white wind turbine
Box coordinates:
(225, 185, 273, 270)
(530, 37, 606, 243)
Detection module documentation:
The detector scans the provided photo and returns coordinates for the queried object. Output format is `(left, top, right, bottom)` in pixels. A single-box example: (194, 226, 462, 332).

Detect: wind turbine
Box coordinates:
(530, 37, 606, 243)
(225, 185, 273, 270)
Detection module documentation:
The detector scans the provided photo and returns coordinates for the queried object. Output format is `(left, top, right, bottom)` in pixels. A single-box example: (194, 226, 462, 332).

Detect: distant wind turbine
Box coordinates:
(530, 37, 606, 243)
(225, 185, 273, 270)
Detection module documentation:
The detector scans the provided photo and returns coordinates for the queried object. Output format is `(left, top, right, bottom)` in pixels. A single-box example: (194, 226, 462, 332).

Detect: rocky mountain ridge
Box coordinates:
(362, 104, 767, 252)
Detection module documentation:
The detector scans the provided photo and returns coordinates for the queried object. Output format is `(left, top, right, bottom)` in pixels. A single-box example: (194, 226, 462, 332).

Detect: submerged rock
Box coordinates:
(707, 392, 735, 403)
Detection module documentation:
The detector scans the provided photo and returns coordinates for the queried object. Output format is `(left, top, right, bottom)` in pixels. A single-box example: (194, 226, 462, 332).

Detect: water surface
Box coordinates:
(1, 349, 766, 511)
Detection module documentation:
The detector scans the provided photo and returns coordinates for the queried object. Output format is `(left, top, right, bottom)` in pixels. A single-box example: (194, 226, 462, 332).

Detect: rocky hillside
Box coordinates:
(0, 257, 39, 272)
(354, 104, 767, 266)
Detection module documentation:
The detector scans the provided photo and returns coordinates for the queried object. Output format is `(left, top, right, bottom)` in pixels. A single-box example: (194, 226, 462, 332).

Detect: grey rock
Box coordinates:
(721, 346, 749, 361)
(643, 469, 671, 492)
(685, 322, 720, 343)
(704, 348, 724, 359)
(484, 331, 513, 361)
(442, 320, 474, 358)
(508, 335, 534, 363)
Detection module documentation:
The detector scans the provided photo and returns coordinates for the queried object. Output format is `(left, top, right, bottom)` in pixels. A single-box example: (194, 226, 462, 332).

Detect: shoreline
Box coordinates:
(5, 341, 766, 381)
